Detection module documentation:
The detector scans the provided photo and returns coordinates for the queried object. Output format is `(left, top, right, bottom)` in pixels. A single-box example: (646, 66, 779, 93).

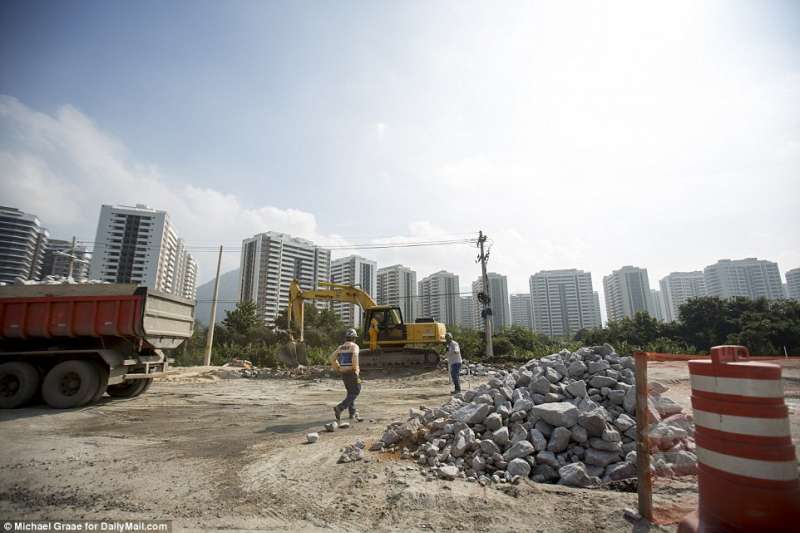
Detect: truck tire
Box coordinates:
(89, 361, 109, 403)
(0, 361, 40, 409)
(42, 360, 101, 409)
(106, 377, 150, 398)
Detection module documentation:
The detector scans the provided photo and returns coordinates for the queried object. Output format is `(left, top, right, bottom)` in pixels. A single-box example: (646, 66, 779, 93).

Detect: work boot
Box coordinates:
(333, 405, 342, 422)
(350, 411, 363, 422)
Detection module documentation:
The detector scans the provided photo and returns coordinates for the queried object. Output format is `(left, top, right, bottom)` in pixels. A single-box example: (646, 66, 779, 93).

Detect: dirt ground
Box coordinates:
(1, 360, 798, 533)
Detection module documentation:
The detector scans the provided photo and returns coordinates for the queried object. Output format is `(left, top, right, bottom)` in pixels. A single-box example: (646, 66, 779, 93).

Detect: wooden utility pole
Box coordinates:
(634, 351, 653, 521)
(477, 231, 493, 358)
(203, 245, 223, 366)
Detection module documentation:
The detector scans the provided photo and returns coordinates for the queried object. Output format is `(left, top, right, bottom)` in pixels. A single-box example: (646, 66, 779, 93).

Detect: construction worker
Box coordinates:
(368, 317, 379, 351)
(444, 332, 462, 394)
(331, 328, 362, 422)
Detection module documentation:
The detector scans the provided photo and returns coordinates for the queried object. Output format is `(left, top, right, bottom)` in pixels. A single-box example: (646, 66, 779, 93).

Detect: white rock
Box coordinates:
(531, 402, 579, 428)
(547, 427, 571, 453)
(306, 432, 319, 443)
(558, 462, 600, 488)
(566, 380, 588, 398)
(507, 457, 531, 478)
(454, 402, 491, 424)
(503, 440, 536, 461)
(438, 465, 460, 480)
(492, 426, 510, 446)
(484, 412, 503, 431)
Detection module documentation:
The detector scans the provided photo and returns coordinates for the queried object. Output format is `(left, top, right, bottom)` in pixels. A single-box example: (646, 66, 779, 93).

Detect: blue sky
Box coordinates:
(1, 1, 799, 305)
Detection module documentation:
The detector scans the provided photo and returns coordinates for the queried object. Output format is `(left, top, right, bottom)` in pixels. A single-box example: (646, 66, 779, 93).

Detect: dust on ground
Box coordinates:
(1, 360, 798, 532)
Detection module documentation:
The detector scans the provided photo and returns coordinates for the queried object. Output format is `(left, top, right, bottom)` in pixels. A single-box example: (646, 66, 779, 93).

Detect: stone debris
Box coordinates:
(373, 344, 697, 488)
(338, 440, 366, 463)
(306, 432, 319, 444)
(325, 422, 338, 432)
(339, 421, 351, 429)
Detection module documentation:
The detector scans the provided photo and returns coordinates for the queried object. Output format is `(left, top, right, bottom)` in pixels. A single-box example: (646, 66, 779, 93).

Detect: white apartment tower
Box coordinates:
(510, 293, 533, 330)
(173, 239, 198, 299)
(89, 205, 195, 297)
(239, 231, 331, 326)
(42, 239, 90, 281)
(703, 258, 784, 301)
(592, 291, 603, 327)
(331, 255, 377, 329)
(0, 206, 49, 284)
(659, 271, 706, 322)
(649, 289, 666, 322)
(418, 270, 460, 325)
(603, 266, 652, 321)
(377, 265, 417, 323)
(458, 295, 477, 329)
(530, 269, 600, 337)
(786, 268, 800, 301)
(472, 273, 511, 331)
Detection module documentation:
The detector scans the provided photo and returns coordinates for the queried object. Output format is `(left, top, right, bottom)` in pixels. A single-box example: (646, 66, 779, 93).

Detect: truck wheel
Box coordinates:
(0, 361, 40, 408)
(89, 361, 109, 403)
(106, 378, 149, 398)
(42, 360, 100, 409)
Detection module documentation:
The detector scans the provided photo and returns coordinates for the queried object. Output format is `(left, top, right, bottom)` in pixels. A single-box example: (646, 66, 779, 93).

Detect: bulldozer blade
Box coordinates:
(278, 342, 299, 368)
(359, 349, 440, 369)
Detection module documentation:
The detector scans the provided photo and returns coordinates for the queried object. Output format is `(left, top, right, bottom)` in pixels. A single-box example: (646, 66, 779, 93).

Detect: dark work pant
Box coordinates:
(450, 362, 462, 391)
(337, 372, 361, 416)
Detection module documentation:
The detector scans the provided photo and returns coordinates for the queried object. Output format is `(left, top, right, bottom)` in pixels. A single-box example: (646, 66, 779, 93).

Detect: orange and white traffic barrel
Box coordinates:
(679, 345, 800, 532)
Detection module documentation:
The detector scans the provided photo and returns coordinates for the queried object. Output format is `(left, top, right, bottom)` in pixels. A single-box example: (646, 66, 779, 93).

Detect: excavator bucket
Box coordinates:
(278, 342, 299, 368)
(278, 341, 309, 368)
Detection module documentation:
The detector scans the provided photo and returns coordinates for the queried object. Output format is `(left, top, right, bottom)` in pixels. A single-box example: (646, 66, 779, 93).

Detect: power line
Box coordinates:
(195, 291, 478, 303)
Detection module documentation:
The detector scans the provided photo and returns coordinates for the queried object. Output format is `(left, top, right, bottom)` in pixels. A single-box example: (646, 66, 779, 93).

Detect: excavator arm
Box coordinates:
(288, 280, 377, 341)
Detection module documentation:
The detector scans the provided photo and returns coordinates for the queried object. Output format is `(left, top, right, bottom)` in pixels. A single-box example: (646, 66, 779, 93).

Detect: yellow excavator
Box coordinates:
(279, 279, 446, 368)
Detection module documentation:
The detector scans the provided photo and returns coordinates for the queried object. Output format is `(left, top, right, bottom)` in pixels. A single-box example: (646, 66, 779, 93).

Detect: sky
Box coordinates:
(1, 0, 799, 318)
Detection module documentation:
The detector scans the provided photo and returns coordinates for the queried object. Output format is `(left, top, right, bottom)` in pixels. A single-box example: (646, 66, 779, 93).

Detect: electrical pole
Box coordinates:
(67, 236, 76, 279)
(477, 231, 493, 358)
(203, 245, 223, 366)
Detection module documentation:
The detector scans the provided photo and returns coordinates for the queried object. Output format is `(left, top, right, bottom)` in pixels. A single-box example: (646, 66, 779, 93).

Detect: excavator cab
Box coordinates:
(363, 306, 406, 342)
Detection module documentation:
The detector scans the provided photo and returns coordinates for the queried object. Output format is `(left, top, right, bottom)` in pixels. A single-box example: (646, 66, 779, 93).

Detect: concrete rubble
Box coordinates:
(338, 440, 366, 464)
(373, 344, 697, 488)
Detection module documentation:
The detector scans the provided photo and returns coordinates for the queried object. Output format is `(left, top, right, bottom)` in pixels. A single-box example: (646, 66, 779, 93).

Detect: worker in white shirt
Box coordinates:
(330, 328, 362, 422)
(444, 332, 462, 394)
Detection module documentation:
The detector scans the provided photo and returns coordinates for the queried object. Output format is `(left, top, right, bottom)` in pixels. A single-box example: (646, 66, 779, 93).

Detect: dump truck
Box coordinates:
(281, 280, 446, 368)
(0, 283, 194, 409)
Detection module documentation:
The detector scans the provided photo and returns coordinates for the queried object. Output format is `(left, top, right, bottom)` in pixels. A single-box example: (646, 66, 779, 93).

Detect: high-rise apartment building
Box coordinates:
(510, 293, 533, 330)
(592, 291, 603, 327)
(0, 206, 49, 284)
(41, 239, 90, 281)
(330, 255, 377, 328)
(89, 205, 195, 297)
(603, 266, 652, 321)
(173, 239, 198, 299)
(472, 273, 511, 331)
(703, 258, 784, 301)
(377, 264, 417, 323)
(458, 295, 477, 329)
(239, 231, 331, 326)
(649, 289, 666, 322)
(530, 269, 600, 337)
(659, 271, 706, 322)
(786, 268, 800, 301)
(418, 270, 460, 325)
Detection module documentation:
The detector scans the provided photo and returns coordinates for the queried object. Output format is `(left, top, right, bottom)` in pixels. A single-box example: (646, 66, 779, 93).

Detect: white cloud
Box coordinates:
(0, 96, 346, 281)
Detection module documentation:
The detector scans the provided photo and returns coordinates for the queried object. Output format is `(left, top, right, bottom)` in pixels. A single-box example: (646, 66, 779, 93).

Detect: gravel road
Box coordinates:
(2, 362, 797, 532)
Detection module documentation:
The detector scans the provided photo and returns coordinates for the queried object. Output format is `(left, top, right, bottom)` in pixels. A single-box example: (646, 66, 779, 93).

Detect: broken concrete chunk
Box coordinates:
(531, 402, 579, 428)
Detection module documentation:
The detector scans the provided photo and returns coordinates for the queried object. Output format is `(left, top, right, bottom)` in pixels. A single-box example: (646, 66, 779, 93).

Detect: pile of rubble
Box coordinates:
(373, 345, 696, 488)
(240, 365, 336, 380)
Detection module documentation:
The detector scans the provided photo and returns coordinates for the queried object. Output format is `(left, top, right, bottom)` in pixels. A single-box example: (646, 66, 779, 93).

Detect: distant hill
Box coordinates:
(195, 268, 240, 326)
